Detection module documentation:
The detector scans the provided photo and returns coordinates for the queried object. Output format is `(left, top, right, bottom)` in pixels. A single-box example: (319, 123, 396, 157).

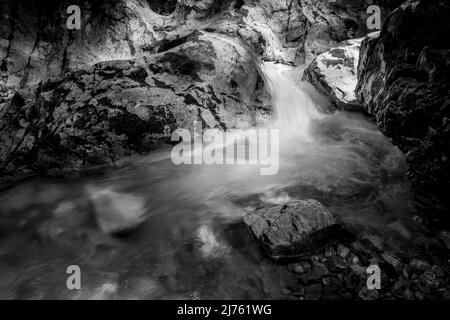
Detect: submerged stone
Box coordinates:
(302, 36, 373, 112)
(86, 185, 147, 235)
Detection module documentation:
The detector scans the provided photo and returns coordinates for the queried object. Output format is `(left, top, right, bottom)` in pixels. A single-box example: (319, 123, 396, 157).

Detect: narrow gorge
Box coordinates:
(0, 0, 449, 301)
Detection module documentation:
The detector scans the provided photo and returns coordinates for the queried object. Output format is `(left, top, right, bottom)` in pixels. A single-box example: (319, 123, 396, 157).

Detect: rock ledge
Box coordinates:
(244, 199, 346, 260)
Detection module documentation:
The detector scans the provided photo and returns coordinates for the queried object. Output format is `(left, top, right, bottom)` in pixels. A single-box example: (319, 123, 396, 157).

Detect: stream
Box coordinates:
(0, 62, 426, 299)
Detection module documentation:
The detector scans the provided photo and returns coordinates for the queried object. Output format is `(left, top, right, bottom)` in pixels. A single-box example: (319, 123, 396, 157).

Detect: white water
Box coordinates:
(0, 63, 422, 300)
(261, 63, 324, 138)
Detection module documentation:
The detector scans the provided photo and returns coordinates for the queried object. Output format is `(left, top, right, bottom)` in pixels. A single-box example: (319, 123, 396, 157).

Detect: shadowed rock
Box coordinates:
(356, 0, 450, 219)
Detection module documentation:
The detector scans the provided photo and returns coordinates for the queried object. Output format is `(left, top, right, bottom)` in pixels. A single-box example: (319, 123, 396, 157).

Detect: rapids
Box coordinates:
(0, 63, 424, 299)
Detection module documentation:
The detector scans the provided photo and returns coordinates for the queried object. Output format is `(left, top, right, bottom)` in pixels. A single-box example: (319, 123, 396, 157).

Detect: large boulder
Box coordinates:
(244, 199, 346, 260)
(302, 36, 369, 111)
(0, 30, 271, 176)
(356, 0, 450, 219)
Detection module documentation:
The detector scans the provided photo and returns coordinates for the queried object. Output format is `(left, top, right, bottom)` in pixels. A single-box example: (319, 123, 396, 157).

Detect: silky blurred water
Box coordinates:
(0, 63, 424, 299)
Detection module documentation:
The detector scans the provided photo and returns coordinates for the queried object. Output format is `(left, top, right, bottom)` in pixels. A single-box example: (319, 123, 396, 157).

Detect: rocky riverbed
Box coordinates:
(1, 0, 449, 300)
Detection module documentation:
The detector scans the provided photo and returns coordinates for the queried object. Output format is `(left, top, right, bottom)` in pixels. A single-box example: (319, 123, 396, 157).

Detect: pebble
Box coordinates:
(363, 235, 384, 251)
(304, 283, 322, 299)
(439, 231, 450, 249)
(293, 264, 305, 274)
(358, 287, 380, 300)
(432, 265, 444, 278)
(281, 288, 291, 295)
(324, 247, 336, 257)
(415, 291, 425, 300)
(337, 244, 350, 258)
(325, 255, 347, 272)
(309, 262, 329, 281)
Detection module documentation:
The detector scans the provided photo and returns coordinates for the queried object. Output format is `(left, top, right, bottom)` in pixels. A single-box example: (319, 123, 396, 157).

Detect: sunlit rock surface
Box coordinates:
(302, 36, 370, 111)
(244, 199, 347, 260)
(0, 29, 271, 175)
(356, 0, 450, 218)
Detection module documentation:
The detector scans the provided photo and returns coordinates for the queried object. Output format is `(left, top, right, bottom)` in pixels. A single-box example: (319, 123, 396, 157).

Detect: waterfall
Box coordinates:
(261, 62, 323, 139)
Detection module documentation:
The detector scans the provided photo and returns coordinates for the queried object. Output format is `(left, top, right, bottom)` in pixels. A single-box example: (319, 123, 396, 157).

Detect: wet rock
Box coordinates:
(87, 185, 147, 235)
(381, 254, 403, 275)
(356, 0, 450, 217)
(36, 199, 93, 243)
(244, 199, 346, 260)
(294, 261, 312, 275)
(351, 255, 360, 265)
(308, 262, 330, 281)
(280, 288, 292, 295)
(322, 276, 341, 297)
(414, 291, 425, 300)
(298, 0, 402, 60)
(402, 289, 414, 300)
(0, 0, 404, 177)
(293, 264, 305, 274)
(438, 231, 450, 250)
(391, 277, 414, 300)
(304, 283, 322, 300)
(89, 282, 119, 300)
(325, 255, 347, 273)
(350, 264, 366, 277)
(302, 36, 369, 111)
(337, 244, 350, 259)
(292, 286, 305, 297)
(418, 270, 441, 292)
(358, 287, 379, 300)
(0, 0, 158, 88)
(323, 247, 336, 257)
(431, 265, 444, 278)
(338, 288, 353, 300)
(0, 265, 17, 299)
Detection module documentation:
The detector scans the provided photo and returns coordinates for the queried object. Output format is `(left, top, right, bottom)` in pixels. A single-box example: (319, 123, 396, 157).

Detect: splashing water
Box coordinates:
(261, 63, 323, 138)
(0, 63, 424, 300)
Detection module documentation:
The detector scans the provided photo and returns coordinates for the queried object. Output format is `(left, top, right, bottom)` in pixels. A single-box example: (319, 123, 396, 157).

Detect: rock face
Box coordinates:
(0, 0, 403, 89)
(235, 0, 402, 64)
(244, 199, 346, 260)
(0, 30, 270, 175)
(0, 0, 403, 176)
(302, 36, 367, 111)
(356, 0, 450, 218)
(86, 185, 147, 235)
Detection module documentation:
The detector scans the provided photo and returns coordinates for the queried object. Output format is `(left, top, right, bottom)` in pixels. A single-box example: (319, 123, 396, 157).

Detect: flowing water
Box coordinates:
(0, 62, 426, 299)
